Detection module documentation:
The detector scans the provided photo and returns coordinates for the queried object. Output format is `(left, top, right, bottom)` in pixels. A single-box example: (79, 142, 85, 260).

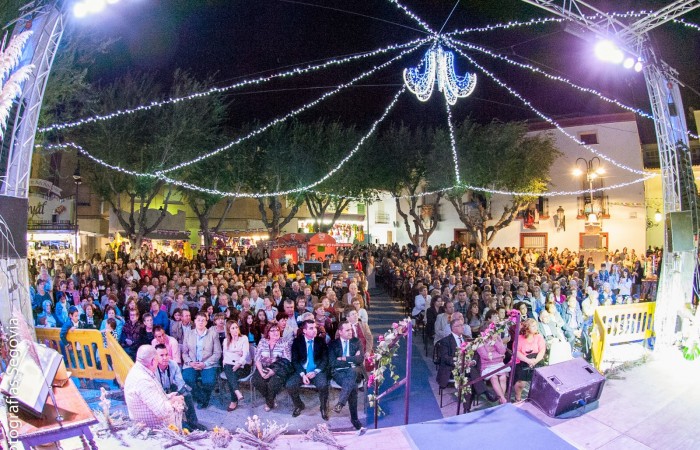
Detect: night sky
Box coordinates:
(74, 0, 700, 142)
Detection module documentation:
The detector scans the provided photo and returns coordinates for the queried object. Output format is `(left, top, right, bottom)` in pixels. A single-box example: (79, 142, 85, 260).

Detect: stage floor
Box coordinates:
(2, 345, 698, 449)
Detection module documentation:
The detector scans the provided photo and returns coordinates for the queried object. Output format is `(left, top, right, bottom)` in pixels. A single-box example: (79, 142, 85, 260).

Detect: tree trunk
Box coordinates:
(258, 196, 302, 240)
(395, 191, 443, 250)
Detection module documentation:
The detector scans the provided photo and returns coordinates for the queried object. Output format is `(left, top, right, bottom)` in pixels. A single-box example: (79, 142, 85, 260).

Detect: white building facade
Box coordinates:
(393, 113, 648, 255)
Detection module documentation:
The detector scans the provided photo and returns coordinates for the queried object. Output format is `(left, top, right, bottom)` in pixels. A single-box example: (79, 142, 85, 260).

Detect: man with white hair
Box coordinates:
(124, 345, 180, 428)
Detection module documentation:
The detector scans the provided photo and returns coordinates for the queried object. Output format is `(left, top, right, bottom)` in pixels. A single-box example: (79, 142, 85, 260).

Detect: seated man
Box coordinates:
(329, 321, 364, 430)
(537, 310, 572, 365)
(153, 326, 181, 365)
(154, 344, 205, 431)
(559, 295, 591, 360)
(124, 345, 179, 428)
(286, 320, 330, 420)
(436, 318, 496, 409)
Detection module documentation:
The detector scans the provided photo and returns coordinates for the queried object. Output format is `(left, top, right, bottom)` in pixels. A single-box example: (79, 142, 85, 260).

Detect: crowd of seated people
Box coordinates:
(30, 244, 374, 430)
(376, 242, 654, 405)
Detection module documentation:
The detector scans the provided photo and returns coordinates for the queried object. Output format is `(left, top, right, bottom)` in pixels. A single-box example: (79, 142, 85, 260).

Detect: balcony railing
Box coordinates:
(375, 212, 390, 224)
(28, 220, 77, 231)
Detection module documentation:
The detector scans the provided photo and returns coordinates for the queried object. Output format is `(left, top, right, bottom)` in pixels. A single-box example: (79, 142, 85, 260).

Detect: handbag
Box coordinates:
(268, 358, 294, 379)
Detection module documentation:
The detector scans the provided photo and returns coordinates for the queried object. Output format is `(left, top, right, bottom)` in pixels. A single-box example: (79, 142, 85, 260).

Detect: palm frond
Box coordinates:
(0, 63, 34, 139)
(0, 30, 32, 81)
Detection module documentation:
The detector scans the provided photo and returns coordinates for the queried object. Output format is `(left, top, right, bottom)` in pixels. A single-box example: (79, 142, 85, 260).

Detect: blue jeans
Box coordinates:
(182, 366, 218, 405)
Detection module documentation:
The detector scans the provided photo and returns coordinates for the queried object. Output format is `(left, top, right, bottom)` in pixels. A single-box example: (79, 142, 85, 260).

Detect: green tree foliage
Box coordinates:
(78, 70, 226, 254)
(369, 123, 445, 250)
(444, 119, 561, 260)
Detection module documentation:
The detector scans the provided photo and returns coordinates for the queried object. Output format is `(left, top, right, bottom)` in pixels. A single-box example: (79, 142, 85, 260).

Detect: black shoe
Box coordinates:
(292, 405, 305, 417)
(351, 419, 363, 430)
(191, 423, 207, 431)
(333, 403, 343, 414)
(321, 409, 329, 421)
(484, 391, 498, 403)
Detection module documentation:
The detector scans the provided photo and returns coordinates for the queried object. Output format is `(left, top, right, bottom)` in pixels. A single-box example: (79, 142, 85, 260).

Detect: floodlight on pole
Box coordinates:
(73, 0, 120, 17)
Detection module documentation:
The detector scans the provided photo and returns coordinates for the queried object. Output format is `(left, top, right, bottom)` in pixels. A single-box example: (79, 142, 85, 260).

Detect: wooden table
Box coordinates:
(9, 380, 98, 450)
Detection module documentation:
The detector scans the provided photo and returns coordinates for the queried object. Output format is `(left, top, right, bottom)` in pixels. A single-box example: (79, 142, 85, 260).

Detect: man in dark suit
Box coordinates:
(436, 318, 497, 411)
(286, 320, 330, 420)
(329, 321, 364, 430)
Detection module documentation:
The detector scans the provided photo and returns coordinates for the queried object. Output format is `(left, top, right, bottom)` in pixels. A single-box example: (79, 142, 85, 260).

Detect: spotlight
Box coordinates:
(634, 60, 643, 72)
(106, 0, 119, 3)
(85, 0, 106, 14)
(623, 57, 635, 69)
(73, 2, 88, 17)
(594, 40, 618, 62)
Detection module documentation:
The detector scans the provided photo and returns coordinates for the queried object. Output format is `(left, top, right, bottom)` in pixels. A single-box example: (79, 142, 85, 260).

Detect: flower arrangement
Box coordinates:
(303, 423, 345, 449)
(235, 415, 288, 449)
(210, 426, 233, 448)
(366, 318, 412, 411)
(452, 310, 521, 405)
(159, 422, 208, 450)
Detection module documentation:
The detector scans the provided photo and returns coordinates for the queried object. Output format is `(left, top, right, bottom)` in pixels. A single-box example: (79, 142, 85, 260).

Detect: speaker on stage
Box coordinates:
(666, 211, 694, 252)
(528, 357, 605, 417)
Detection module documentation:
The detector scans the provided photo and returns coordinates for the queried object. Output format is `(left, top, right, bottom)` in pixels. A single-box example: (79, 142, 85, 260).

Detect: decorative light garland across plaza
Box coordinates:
(445, 98, 460, 183)
(48, 86, 406, 198)
(157, 45, 422, 175)
(386, 0, 437, 35)
(37, 36, 429, 134)
(67, 44, 422, 178)
(445, 38, 651, 176)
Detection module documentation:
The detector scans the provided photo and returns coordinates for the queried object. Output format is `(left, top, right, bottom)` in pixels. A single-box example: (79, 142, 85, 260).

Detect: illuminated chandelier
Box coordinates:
(403, 44, 476, 105)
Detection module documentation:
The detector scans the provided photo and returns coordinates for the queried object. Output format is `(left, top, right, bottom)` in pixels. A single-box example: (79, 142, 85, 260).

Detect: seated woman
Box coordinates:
(476, 324, 510, 404)
(37, 300, 57, 328)
(100, 306, 125, 340)
(120, 309, 144, 361)
(352, 298, 369, 325)
(80, 303, 101, 330)
(466, 302, 483, 336)
(513, 318, 546, 402)
(222, 320, 251, 412)
(252, 322, 293, 411)
(253, 310, 268, 343)
(425, 296, 444, 342)
(240, 311, 259, 345)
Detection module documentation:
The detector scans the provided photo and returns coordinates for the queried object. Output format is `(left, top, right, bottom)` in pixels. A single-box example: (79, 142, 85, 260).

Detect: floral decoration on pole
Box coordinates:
(366, 317, 412, 413)
(452, 310, 521, 405)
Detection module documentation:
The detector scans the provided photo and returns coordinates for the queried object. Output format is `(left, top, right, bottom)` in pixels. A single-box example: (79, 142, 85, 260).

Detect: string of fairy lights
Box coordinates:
(36, 5, 700, 200)
(37, 36, 429, 134)
(64, 41, 425, 179)
(47, 86, 406, 198)
(444, 37, 651, 177)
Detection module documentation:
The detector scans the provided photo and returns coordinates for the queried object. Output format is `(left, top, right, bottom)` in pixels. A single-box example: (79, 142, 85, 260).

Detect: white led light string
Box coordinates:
(67, 43, 423, 178)
(386, 0, 437, 35)
(158, 44, 423, 175)
(448, 38, 700, 141)
(444, 38, 650, 176)
(445, 99, 460, 183)
(38, 36, 429, 134)
(157, 86, 405, 197)
(52, 86, 406, 198)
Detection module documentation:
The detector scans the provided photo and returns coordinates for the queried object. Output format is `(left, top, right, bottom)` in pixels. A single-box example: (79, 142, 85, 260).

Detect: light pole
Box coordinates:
(73, 161, 82, 262)
(573, 157, 604, 222)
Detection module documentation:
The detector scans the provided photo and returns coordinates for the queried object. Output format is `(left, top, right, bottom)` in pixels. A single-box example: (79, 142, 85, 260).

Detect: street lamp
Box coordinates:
(73, 161, 82, 262)
(573, 157, 604, 222)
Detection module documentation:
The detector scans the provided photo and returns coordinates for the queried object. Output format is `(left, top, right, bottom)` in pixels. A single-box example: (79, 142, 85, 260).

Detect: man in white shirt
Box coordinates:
(412, 286, 429, 321)
(124, 345, 179, 428)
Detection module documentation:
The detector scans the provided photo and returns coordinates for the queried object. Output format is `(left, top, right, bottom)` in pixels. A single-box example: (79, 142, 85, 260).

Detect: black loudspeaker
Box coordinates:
(528, 357, 605, 417)
(666, 211, 694, 252)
